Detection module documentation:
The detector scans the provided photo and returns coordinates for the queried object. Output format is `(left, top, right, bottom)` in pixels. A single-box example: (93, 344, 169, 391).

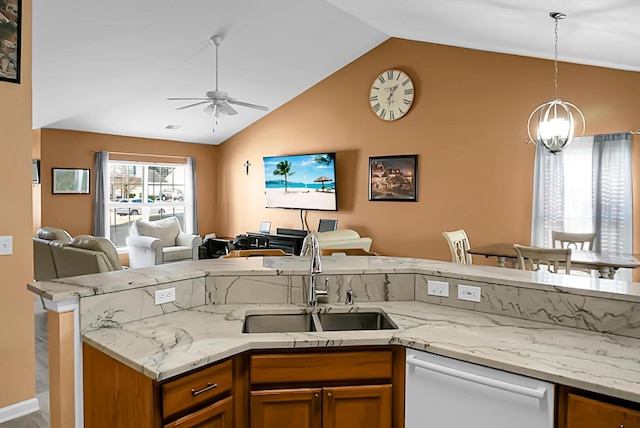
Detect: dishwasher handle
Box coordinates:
(406, 355, 547, 400)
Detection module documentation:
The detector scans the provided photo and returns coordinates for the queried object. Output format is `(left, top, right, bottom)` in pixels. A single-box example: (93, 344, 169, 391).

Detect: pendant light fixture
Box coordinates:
(527, 12, 585, 154)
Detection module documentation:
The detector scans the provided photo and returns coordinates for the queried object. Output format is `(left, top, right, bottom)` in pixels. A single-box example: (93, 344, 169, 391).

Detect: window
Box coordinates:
(531, 133, 633, 277)
(560, 140, 593, 234)
(107, 161, 187, 248)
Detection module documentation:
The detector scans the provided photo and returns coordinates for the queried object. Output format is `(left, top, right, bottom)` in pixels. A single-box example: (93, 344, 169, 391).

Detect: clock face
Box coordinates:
(369, 69, 414, 121)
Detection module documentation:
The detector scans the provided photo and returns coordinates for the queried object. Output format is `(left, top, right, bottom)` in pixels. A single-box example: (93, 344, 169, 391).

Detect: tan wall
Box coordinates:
(216, 38, 640, 266)
(0, 0, 36, 409)
(40, 130, 219, 238)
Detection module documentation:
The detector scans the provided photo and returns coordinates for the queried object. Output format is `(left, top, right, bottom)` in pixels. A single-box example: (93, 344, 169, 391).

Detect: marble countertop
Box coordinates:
(28, 256, 640, 302)
(83, 300, 640, 403)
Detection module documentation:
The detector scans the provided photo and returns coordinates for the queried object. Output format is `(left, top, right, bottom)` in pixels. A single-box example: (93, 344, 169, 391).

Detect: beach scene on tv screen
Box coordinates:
(264, 153, 337, 211)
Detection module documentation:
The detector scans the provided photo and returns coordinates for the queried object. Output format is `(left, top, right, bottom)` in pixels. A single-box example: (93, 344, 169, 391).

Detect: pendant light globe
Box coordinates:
(527, 12, 585, 154)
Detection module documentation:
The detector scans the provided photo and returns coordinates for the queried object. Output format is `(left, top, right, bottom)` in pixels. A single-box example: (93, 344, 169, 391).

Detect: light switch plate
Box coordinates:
(0, 236, 12, 255)
(427, 280, 449, 297)
(458, 284, 481, 302)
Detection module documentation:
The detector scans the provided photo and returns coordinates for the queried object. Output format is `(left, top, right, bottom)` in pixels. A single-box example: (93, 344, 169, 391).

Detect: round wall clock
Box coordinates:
(369, 69, 415, 121)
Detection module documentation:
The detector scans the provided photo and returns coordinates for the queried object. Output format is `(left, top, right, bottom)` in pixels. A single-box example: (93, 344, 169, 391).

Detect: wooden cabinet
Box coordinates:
(558, 386, 640, 428)
(83, 343, 404, 428)
(323, 385, 392, 428)
(83, 343, 235, 428)
(250, 388, 322, 428)
(250, 385, 392, 428)
(248, 347, 402, 428)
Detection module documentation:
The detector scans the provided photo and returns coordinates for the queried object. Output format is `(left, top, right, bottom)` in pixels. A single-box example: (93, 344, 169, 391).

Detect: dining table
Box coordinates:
(467, 243, 640, 279)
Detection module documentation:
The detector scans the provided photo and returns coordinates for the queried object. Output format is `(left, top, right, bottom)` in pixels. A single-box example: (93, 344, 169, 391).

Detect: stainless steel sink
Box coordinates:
(242, 313, 316, 333)
(317, 311, 398, 331)
(242, 308, 397, 333)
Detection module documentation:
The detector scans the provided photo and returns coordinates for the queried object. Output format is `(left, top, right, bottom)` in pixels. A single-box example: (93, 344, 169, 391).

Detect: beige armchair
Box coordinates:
(33, 226, 73, 280)
(51, 235, 123, 278)
(126, 217, 202, 269)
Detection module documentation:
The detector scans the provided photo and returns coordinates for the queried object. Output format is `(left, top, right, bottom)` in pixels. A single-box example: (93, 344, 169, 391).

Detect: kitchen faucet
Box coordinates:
(300, 233, 328, 306)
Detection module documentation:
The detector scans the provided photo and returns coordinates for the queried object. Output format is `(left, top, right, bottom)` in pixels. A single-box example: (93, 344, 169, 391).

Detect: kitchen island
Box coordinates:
(28, 255, 640, 427)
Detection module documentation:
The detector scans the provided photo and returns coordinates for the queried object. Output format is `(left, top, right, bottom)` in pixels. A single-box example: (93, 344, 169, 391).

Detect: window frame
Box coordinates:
(106, 160, 188, 248)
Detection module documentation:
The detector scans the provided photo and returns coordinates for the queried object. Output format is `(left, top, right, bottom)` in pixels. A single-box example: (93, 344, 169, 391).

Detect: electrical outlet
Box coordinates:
(458, 284, 481, 303)
(154, 287, 176, 305)
(0, 236, 12, 255)
(427, 280, 449, 297)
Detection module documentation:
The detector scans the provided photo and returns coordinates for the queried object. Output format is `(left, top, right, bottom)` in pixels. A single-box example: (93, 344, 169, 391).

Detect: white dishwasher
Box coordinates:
(405, 349, 554, 428)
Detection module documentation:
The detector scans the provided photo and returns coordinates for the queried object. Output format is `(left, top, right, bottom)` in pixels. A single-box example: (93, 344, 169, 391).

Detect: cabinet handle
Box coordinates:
(314, 393, 319, 400)
(191, 382, 218, 397)
(327, 392, 333, 400)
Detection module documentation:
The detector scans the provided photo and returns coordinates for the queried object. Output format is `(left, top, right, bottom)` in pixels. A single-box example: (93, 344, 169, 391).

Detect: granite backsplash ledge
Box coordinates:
(28, 256, 640, 340)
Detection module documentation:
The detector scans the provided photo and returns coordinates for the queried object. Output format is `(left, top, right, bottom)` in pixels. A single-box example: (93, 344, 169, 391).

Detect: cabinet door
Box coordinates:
(164, 396, 233, 428)
(250, 388, 322, 428)
(566, 393, 640, 428)
(323, 384, 392, 428)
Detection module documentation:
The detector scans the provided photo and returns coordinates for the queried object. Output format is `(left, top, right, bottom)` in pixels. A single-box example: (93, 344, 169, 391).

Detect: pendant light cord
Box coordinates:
(553, 16, 559, 99)
(550, 12, 566, 100)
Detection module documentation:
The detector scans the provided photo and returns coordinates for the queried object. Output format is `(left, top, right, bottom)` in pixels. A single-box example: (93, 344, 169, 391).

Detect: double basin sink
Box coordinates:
(242, 307, 398, 333)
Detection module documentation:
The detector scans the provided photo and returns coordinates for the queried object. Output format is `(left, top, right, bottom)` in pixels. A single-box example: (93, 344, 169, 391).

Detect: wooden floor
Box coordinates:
(1, 296, 50, 427)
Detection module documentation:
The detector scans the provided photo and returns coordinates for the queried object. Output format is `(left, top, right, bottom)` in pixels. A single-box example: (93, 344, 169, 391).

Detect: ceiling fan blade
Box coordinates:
(176, 101, 211, 110)
(167, 97, 210, 101)
(227, 99, 269, 111)
(216, 102, 238, 117)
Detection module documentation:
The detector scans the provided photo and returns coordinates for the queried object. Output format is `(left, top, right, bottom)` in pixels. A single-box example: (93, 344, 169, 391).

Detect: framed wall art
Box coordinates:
(52, 168, 90, 194)
(369, 155, 418, 202)
(0, 0, 21, 83)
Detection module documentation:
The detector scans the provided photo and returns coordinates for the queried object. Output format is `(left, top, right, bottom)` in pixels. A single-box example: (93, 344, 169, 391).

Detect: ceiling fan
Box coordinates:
(168, 35, 269, 132)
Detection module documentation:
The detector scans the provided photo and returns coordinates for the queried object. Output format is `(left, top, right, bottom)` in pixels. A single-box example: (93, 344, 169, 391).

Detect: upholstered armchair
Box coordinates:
(50, 235, 123, 278)
(34, 226, 73, 280)
(126, 217, 202, 269)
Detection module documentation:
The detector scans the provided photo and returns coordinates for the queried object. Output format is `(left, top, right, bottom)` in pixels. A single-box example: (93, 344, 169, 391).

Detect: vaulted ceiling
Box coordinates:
(33, 0, 640, 145)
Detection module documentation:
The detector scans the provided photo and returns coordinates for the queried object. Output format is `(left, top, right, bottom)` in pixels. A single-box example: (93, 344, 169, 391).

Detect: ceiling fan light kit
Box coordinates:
(168, 34, 269, 133)
(527, 12, 585, 154)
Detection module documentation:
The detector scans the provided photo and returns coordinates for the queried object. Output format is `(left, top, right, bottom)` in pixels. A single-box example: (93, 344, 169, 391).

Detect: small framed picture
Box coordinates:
(368, 155, 418, 201)
(52, 168, 90, 194)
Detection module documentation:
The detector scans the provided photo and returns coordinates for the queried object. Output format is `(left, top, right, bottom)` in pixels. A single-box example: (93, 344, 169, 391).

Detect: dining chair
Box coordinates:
(551, 231, 596, 250)
(442, 229, 472, 264)
(223, 249, 288, 258)
(321, 248, 378, 256)
(513, 244, 572, 274)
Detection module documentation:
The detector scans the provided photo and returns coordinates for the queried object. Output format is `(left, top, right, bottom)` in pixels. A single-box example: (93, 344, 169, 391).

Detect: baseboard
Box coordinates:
(0, 397, 40, 423)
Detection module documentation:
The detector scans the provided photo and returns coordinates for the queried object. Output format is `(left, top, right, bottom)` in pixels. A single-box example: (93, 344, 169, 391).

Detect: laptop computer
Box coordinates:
(259, 221, 271, 234)
(318, 219, 338, 233)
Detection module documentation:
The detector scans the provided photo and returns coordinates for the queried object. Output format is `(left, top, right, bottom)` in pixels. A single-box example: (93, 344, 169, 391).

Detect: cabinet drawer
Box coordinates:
(163, 396, 233, 428)
(567, 393, 640, 427)
(251, 350, 392, 385)
(162, 359, 233, 420)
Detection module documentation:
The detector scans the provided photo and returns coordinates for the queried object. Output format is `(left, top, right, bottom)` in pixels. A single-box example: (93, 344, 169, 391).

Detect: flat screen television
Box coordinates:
(264, 152, 337, 211)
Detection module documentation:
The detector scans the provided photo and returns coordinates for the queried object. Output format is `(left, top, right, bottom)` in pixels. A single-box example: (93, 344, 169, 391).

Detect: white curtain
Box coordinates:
(186, 157, 199, 235)
(531, 132, 633, 279)
(93, 151, 109, 237)
(592, 133, 633, 254)
(531, 144, 564, 248)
